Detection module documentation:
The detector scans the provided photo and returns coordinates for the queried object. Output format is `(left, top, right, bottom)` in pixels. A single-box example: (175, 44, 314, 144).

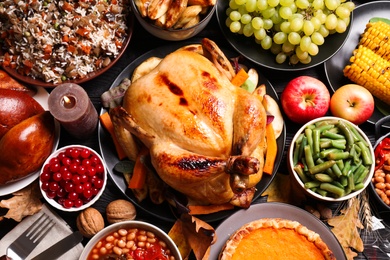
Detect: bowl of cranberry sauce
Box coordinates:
(39, 145, 107, 212)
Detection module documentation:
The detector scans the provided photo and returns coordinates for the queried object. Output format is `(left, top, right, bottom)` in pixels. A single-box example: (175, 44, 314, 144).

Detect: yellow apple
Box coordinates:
(330, 84, 375, 125)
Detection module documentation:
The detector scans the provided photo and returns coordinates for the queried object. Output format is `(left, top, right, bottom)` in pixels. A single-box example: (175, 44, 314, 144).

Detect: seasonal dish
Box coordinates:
(219, 218, 335, 260)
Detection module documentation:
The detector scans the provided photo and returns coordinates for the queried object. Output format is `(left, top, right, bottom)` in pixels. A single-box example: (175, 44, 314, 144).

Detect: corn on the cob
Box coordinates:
(343, 45, 390, 105)
(359, 21, 390, 60)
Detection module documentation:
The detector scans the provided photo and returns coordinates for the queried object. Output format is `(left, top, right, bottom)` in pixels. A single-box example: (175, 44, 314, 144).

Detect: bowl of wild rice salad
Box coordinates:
(0, 0, 133, 88)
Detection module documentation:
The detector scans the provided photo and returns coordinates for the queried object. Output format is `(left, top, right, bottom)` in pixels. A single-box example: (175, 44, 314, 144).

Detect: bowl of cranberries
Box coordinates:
(40, 145, 107, 211)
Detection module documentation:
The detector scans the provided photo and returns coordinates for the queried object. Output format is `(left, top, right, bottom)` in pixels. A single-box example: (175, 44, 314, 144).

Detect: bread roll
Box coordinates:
(0, 111, 56, 185)
(0, 69, 36, 95)
(0, 89, 44, 139)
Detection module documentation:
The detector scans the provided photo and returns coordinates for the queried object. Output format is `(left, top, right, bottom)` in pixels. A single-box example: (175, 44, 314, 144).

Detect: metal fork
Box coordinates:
(6, 213, 55, 260)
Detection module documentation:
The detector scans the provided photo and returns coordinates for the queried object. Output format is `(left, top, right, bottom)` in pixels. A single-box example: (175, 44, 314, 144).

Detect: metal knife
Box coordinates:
(31, 231, 83, 260)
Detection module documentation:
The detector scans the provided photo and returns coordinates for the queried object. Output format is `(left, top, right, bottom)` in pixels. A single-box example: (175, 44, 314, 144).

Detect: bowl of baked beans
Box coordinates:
(370, 115, 390, 210)
(79, 220, 182, 260)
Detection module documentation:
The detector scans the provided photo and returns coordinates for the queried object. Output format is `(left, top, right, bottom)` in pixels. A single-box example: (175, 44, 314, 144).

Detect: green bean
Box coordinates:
(294, 165, 310, 183)
(325, 167, 337, 180)
(355, 166, 369, 184)
(347, 123, 368, 146)
(322, 131, 345, 140)
(295, 133, 304, 144)
(315, 173, 334, 182)
(320, 148, 342, 158)
(316, 188, 328, 197)
(298, 136, 307, 161)
(327, 151, 350, 160)
(320, 140, 332, 149)
(337, 120, 354, 148)
(332, 181, 344, 189)
(353, 182, 364, 191)
(309, 160, 336, 174)
(320, 183, 345, 197)
(314, 124, 334, 133)
(336, 159, 344, 170)
(340, 175, 348, 186)
(313, 129, 321, 155)
(331, 163, 342, 178)
(357, 141, 373, 166)
(353, 164, 366, 183)
(331, 139, 346, 149)
(315, 119, 338, 127)
(347, 174, 355, 191)
(293, 141, 301, 166)
(342, 159, 352, 176)
(304, 145, 315, 169)
(305, 128, 314, 153)
(305, 181, 321, 189)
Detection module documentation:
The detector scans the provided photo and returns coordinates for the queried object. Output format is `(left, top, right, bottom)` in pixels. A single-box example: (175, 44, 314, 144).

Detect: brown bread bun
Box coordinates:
(0, 111, 56, 185)
(0, 89, 44, 139)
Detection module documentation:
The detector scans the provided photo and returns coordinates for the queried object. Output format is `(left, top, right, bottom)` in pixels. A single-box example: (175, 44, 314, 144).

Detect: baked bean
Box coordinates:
(87, 227, 176, 260)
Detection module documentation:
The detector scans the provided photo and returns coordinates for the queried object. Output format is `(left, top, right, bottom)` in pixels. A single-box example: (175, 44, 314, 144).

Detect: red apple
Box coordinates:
(281, 76, 330, 124)
(330, 84, 374, 125)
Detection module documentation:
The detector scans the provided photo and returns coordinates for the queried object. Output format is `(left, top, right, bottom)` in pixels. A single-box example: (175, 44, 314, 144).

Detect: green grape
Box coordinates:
(311, 31, 324, 45)
(257, 0, 269, 10)
(280, 21, 292, 33)
(275, 52, 287, 64)
(335, 18, 347, 33)
(318, 24, 329, 37)
(288, 31, 301, 45)
(262, 7, 276, 19)
(312, 0, 324, 10)
(325, 13, 337, 30)
(290, 54, 300, 65)
(229, 0, 240, 9)
(270, 43, 282, 54)
(267, 0, 280, 7)
(271, 11, 283, 24)
(263, 18, 273, 29)
(307, 42, 319, 56)
(235, 0, 247, 5)
(300, 55, 312, 64)
(342, 1, 355, 12)
(230, 21, 242, 33)
(300, 35, 311, 51)
(261, 35, 273, 49)
(246, 0, 257, 12)
(273, 31, 287, 44)
(296, 0, 310, 9)
(289, 2, 297, 13)
(279, 6, 292, 20)
(282, 41, 295, 53)
(341, 16, 350, 26)
(252, 17, 264, 30)
(324, 0, 339, 11)
(225, 18, 232, 28)
(303, 20, 315, 36)
(310, 17, 321, 31)
(295, 46, 308, 60)
(335, 6, 350, 19)
(254, 28, 267, 40)
(243, 23, 254, 37)
(241, 13, 252, 24)
(290, 17, 304, 32)
(229, 10, 242, 21)
(314, 10, 327, 24)
(280, 0, 294, 7)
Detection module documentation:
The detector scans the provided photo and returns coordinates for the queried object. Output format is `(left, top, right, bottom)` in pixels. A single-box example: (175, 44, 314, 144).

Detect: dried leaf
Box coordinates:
(168, 220, 192, 259)
(0, 181, 43, 222)
(327, 197, 364, 260)
(179, 213, 216, 260)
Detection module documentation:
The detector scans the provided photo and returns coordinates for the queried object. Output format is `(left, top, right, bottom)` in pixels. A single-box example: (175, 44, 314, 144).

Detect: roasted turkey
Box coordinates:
(110, 38, 267, 207)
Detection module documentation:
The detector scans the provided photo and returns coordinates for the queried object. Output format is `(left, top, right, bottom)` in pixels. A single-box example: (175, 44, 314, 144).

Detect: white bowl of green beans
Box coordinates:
(288, 116, 375, 202)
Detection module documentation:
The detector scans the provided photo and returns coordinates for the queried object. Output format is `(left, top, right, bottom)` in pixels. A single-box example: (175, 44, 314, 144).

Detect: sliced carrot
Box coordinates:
(230, 68, 249, 87)
(263, 122, 278, 175)
(62, 1, 74, 12)
(188, 203, 234, 215)
(99, 111, 127, 160)
(128, 146, 149, 189)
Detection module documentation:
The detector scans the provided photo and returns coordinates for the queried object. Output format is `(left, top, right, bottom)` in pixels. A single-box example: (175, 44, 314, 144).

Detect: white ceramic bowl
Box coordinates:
(39, 145, 107, 212)
(79, 220, 182, 260)
(130, 1, 216, 41)
(288, 116, 375, 202)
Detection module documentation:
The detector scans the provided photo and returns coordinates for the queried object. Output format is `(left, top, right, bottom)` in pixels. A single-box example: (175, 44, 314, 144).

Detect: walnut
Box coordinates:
(76, 207, 105, 238)
(106, 199, 136, 224)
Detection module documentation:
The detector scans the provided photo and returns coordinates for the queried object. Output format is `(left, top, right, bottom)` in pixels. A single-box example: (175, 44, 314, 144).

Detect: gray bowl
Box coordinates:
(130, 1, 216, 41)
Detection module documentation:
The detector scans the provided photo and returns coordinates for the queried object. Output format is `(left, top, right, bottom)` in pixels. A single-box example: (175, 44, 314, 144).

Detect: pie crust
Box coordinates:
(219, 218, 336, 260)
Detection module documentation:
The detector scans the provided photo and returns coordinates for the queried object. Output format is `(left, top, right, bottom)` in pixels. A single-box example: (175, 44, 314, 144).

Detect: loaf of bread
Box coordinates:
(0, 89, 44, 140)
(0, 69, 36, 95)
(0, 111, 56, 185)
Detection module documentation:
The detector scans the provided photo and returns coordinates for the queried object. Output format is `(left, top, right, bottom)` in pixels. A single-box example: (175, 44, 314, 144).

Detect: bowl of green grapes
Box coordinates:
(216, 0, 354, 71)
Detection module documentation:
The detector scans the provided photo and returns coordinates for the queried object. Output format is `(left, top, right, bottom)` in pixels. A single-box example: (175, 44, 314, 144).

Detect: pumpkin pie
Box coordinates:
(219, 218, 336, 260)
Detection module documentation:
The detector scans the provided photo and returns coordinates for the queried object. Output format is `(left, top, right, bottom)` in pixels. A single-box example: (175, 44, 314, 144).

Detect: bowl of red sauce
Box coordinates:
(79, 220, 182, 260)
